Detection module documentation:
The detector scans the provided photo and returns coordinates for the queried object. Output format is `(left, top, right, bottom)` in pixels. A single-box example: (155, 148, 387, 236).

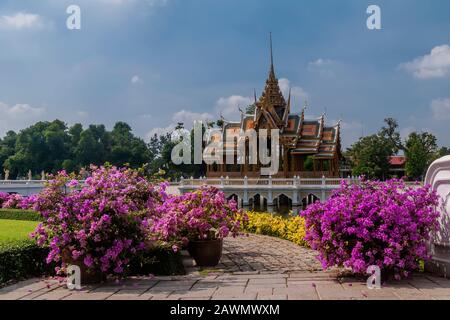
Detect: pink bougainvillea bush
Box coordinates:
(300, 179, 439, 279)
(147, 186, 245, 251)
(0, 192, 36, 210)
(0, 192, 9, 207)
(30, 166, 165, 276)
(0, 193, 23, 209)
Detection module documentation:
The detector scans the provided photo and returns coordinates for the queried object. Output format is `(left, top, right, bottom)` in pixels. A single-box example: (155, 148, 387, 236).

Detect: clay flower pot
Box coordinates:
(62, 250, 105, 284)
(187, 238, 223, 267)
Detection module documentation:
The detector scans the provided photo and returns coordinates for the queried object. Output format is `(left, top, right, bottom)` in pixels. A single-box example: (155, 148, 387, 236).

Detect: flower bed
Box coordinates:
(300, 179, 439, 279)
(241, 212, 308, 247)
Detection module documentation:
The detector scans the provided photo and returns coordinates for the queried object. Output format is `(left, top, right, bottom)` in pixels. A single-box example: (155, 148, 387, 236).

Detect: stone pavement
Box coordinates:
(2, 234, 450, 300)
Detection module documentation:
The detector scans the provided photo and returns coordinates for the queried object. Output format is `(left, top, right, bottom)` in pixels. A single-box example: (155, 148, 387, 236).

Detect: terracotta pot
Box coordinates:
(187, 238, 223, 267)
(62, 250, 105, 284)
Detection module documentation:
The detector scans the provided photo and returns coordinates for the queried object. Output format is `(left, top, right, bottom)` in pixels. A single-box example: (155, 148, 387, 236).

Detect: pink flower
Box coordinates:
(67, 179, 79, 188)
(300, 178, 439, 279)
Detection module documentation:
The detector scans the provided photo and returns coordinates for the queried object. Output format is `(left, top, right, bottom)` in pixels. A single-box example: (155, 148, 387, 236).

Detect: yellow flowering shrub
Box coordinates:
(240, 211, 308, 247)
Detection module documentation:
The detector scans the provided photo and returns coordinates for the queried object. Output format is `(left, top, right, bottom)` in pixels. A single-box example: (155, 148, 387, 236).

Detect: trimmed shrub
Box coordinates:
(0, 209, 42, 222)
(0, 240, 54, 286)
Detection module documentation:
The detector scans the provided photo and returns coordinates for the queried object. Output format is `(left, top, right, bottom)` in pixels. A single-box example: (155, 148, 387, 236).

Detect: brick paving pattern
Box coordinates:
(2, 234, 450, 300)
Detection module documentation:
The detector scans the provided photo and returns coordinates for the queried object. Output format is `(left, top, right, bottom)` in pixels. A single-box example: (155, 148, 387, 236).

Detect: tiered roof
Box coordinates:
(214, 34, 341, 160)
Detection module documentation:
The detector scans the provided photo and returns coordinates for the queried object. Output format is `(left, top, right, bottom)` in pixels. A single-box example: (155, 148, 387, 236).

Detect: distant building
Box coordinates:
(389, 155, 406, 178)
(206, 36, 342, 178)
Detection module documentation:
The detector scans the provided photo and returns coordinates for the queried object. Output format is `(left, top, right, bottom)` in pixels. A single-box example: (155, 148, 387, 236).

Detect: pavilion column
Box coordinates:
(283, 147, 289, 177)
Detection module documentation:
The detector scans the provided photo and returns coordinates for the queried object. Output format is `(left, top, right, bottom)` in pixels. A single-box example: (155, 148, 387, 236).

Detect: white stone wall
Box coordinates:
(425, 155, 450, 277)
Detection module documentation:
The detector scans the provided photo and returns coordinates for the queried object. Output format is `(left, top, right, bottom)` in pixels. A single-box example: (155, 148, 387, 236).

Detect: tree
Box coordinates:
(379, 118, 403, 153)
(347, 118, 401, 180)
(3, 120, 71, 177)
(246, 104, 256, 115)
(438, 147, 450, 157)
(404, 132, 437, 180)
(347, 134, 393, 179)
(110, 122, 150, 168)
(0, 131, 17, 175)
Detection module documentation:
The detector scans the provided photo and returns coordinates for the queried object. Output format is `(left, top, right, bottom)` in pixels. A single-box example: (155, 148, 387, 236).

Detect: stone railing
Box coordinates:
(179, 176, 361, 188)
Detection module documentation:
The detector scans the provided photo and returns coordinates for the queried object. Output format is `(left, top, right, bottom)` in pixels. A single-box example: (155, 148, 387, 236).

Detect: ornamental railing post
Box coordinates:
(321, 175, 326, 201)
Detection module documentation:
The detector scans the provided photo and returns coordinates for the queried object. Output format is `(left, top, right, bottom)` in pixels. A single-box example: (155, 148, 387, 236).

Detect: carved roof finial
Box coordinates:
(270, 32, 274, 75)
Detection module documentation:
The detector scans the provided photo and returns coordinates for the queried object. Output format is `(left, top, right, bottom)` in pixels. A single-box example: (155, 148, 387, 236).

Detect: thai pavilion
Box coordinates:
(206, 36, 342, 178)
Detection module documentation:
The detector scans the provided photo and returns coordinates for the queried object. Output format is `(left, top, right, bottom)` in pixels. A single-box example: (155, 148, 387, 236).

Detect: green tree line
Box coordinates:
(347, 118, 450, 181)
(0, 119, 205, 180)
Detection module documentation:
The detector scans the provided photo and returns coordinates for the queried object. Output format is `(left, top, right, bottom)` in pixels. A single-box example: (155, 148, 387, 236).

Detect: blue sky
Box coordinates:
(1, 0, 450, 148)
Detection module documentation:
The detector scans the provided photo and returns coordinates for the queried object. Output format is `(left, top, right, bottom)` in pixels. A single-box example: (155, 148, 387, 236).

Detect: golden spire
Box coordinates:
(287, 88, 291, 112)
(267, 32, 277, 82)
(270, 32, 274, 75)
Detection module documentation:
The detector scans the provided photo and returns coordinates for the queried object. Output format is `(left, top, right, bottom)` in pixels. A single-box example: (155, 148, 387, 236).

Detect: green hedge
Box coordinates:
(0, 240, 54, 286)
(0, 209, 42, 222)
(0, 241, 185, 286)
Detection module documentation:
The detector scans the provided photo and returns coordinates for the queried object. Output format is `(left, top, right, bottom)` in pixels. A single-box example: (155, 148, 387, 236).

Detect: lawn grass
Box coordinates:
(0, 219, 39, 244)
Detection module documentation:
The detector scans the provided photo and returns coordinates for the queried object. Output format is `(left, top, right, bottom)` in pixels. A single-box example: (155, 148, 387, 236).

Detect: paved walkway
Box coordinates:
(2, 234, 450, 300)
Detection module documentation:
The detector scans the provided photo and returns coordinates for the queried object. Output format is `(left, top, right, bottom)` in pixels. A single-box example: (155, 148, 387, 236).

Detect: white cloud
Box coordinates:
(131, 75, 142, 84)
(278, 78, 309, 103)
(308, 59, 336, 77)
(308, 58, 335, 67)
(338, 120, 364, 149)
(76, 110, 89, 118)
(0, 102, 46, 136)
(0, 12, 43, 30)
(145, 109, 214, 141)
(146, 124, 175, 140)
(172, 109, 214, 124)
(400, 126, 417, 140)
(215, 95, 253, 120)
(400, 45, 450, 79)
(431, 98, 450, 120)
(0, 102, 45, 118)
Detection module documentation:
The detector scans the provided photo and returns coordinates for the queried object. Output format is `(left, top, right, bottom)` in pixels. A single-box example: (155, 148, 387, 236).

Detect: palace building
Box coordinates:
(206, 36, 342, 178)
